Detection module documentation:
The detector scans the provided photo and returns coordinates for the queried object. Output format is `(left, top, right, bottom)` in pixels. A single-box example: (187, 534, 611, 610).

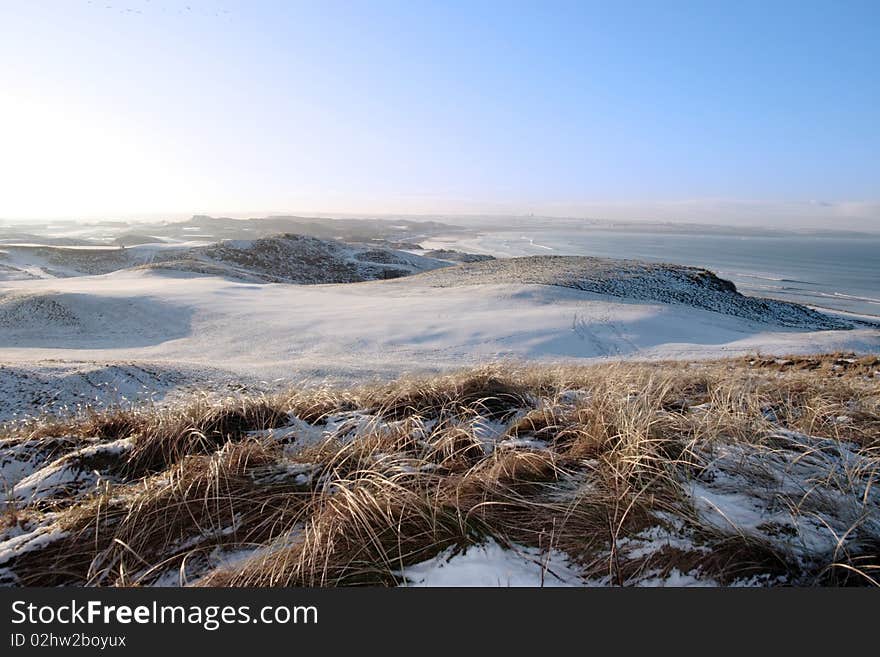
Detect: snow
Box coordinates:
(0, 360, 264, 423)
(11, 438, 131, 502)
(1, 437, 67, 489)
(411, 256, 852, 330)
(631, 569, 718, 587)
(688, 430, 880, 563)
(0, 234, 447, 283)
(0, 525, 68, 568)
(616, 521, 710, 561)
(1, 268, 877, 421)
(146, 525, 305, 587)
(398, 539, 585, 587)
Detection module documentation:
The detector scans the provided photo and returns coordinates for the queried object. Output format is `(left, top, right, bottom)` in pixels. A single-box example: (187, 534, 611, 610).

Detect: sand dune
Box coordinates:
(1, 261, 877, 420)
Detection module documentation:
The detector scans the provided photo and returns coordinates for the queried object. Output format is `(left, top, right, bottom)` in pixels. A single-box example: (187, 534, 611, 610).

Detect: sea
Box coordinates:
(430, 229, 880, 319)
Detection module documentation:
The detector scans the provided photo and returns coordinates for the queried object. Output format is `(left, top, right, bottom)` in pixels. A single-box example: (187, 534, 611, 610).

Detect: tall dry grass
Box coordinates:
(1, 353, 877, 586)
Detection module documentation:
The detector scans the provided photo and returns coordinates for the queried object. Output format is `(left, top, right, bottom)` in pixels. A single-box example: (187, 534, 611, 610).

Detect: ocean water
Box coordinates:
(451, 230, 880, 318)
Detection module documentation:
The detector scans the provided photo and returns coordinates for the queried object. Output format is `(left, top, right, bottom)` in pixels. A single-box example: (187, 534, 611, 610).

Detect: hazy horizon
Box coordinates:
(3, 203, 880, 234)
(2, 1, 878, 230)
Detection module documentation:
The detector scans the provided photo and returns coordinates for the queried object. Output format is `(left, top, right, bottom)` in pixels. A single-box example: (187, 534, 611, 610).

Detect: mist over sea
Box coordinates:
(434, 230, 880, 318)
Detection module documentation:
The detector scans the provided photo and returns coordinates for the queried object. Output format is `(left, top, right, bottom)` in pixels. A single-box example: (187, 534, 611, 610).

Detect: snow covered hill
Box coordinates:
(0, 263, 877, 421)
(147, 234, 450, 283)
(1, 238, 853, 330)
(1, 235, 876, 422)
(410, 255, 853, 330)
(0, 234, 451, 283)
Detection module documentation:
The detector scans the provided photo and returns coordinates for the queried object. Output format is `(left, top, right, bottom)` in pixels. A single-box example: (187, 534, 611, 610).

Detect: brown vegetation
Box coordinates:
(1, 353, 877, 587)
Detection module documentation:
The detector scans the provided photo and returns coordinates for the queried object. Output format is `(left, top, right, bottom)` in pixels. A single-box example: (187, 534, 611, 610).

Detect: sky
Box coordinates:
(1, 0, 878, 229)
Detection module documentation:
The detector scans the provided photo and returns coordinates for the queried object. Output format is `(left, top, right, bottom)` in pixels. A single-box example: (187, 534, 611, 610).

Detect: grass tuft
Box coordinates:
(1, 353, 877, 587)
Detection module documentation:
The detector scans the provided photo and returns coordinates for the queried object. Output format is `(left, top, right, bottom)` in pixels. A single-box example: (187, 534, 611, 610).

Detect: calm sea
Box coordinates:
(456, 230, 880, 318)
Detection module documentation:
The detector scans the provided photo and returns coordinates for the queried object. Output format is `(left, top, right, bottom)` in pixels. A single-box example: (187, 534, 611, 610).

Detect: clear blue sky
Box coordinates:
(1, 1, 877, 228)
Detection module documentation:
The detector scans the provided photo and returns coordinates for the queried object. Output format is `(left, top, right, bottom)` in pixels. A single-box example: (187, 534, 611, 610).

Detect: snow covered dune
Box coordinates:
(408, 255, 852, 330)
(0, 262, 877, 420)
(0, 234, 449, 283)
(144, 234, 448, 283)
(0, 290, 191, 348)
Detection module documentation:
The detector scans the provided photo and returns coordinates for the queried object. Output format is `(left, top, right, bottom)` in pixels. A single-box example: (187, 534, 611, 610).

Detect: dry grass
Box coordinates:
(1, 353, 878, 587)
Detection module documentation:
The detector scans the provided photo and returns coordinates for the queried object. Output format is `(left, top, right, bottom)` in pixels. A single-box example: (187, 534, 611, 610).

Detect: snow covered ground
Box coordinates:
(398, 540, 585, 587)
(0, 234, 447, 282)
(1, 265, 878, 421)
(1, 228, 875, 588)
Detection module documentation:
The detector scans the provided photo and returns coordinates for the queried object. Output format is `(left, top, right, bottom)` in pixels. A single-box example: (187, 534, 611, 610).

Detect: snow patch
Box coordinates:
(399, 539, 584, 587)
(689, 430, 880, 562)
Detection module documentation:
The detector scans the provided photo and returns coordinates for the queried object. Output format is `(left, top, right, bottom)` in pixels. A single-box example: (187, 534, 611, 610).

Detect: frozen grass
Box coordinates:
(1, 353, 878, 587)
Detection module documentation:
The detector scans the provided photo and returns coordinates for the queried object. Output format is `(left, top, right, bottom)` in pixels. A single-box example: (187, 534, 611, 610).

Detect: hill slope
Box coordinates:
(0, 238, 859, 331)
(410, 255, 853, 329)
(0, 234, 451, 283)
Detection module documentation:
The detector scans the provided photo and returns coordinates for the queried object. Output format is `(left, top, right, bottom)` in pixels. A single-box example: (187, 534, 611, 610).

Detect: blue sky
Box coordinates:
(1, 1, 877, 227)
